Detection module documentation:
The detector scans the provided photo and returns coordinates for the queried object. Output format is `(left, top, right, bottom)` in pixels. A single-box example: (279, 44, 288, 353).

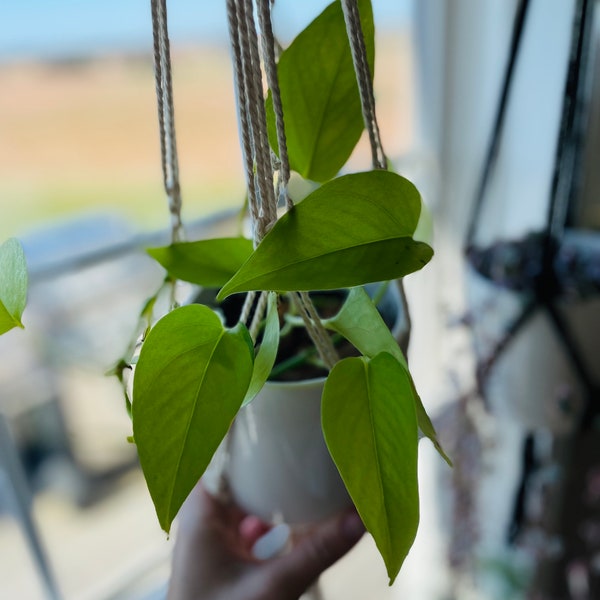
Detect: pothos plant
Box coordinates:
(123, 0, 450, 585)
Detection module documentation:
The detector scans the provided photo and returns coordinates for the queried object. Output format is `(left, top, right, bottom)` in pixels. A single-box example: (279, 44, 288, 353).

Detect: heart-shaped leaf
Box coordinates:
(266, 0, 374, 182)
(322, 352, 419, 584)
(0, 238, 28, 335)
(147, 238, 254, 287)
(132, 304, 254, 532)
(326, 286, 451, 465)
(218, 171, 432, 299)
(242, 292, 280, 406)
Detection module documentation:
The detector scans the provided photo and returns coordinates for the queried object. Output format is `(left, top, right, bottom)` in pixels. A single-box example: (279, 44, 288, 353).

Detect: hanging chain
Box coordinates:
(341, 0, 386, 170)
(151, 0, 184, 243)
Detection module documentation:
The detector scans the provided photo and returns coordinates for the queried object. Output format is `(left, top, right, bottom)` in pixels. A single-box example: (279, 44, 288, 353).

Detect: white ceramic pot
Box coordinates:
(205, 377, 352, 525)
(204, 282, 407, 525)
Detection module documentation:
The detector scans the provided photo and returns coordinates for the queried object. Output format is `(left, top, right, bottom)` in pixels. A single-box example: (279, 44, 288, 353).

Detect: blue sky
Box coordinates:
(1, 1, 410, 60)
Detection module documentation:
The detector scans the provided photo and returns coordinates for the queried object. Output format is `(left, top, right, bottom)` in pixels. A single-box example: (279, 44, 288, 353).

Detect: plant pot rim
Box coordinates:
(264, 376, 326, 390)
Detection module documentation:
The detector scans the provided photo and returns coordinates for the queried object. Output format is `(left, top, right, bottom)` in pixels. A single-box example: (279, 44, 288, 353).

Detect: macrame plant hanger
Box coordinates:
(226, 0, 408, 355)
(465, 0, 598, 414)
(149, 3, 393, 595)
(150, 0, 398, 365)
(226, 0, 341, 369)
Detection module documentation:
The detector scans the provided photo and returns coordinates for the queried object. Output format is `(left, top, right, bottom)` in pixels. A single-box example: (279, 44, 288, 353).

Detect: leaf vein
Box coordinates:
(364, 360, 393, 558)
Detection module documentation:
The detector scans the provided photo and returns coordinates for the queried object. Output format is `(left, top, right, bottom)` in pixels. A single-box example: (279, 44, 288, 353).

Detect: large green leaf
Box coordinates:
(132, 304, 254, 532)
(218, 171, 432, 299)
(322, 352, 419, 584)
(147, 238, 254, 287)
(266, 0, 374, 182)
(0, 238, 27, 335)
(326, 286, 451, 465)
(242, 292, 279, 406)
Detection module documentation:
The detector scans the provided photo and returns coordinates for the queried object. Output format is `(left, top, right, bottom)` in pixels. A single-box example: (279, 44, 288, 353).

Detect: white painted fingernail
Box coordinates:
(252, 523, 291, 560)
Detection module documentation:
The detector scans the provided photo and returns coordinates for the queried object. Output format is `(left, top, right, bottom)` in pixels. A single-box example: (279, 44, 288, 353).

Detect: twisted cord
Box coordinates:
(151, 0, 184, 242)
(341, 0, 386, 170)
(239, 290, 257, 327)
(257, 0, 293, 211)
(250, 291, 270, 342)
(341, 0, 414, 346)
(228, 0, 336, 369)
(236, 0, 265, 229)
(240, 0, 278, 233)
(227, 0, 278, 244)
(295, 292, 339, 370)
(226, 0, 261, 231)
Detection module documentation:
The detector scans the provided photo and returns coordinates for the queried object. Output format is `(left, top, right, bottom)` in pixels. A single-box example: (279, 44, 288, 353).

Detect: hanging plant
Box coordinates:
(120, 0, 450, 585)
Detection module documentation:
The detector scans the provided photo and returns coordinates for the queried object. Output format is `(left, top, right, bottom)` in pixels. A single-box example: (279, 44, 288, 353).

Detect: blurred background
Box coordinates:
(0, 1, 412, 599)
(0, 1, 599, 599)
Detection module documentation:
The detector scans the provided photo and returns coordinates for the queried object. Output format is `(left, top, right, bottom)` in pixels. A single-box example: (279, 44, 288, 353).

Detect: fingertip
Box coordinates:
(252, 523, 291, 560)
(341, 511, 365, 543)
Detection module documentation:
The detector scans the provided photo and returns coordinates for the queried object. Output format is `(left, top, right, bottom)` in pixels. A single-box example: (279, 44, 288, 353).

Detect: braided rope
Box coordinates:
(151, 0, 184, 242)
(226, 0, 261, 231)
(250, 291, 270, 341)
(296, 292, 339, 369)
(257, 0, 293, 211)
(226, 0, 339, 368)
(341, 0, 386, 170)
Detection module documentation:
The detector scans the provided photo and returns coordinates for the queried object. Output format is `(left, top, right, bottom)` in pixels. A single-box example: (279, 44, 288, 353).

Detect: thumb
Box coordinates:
(263, 510, 365, 599)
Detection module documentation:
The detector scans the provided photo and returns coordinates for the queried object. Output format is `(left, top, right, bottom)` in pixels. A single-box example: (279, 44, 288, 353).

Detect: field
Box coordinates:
(0, 35, 413, 240)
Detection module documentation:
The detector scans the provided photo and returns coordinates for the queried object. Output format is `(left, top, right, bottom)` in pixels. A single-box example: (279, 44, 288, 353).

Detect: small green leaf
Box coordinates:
(132, 304, 254, 532)
(0, 238, 28, 335)
(266, 0, 374, 182)
(326, 286, 451, 465)
(147, 238, 254, 287)
(326, 286, 408, 368)
(322, 352, 419, 583)
(218, 171, 432, 299)
(242, 292, 279, 406)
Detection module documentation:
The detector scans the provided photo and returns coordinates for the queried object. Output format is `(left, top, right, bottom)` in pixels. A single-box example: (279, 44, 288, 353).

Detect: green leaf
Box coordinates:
(322, 352, 419, 583)
(411, 379, 452, 467)
(0, 238, 28, 335)
(218, 171, 432, 299)
(132, 304, 254, 532)
(326, 286, 451, 465)
(242, 292, 280, 406)
(326, 285, 408, 368)
(413, 198, 434, 245)
(266, 0, 374, 182)
(147, 238, 254, 287)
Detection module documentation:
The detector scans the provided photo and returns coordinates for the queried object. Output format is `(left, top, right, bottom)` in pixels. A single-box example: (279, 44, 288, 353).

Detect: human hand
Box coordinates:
(167, 483, 365, 600)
